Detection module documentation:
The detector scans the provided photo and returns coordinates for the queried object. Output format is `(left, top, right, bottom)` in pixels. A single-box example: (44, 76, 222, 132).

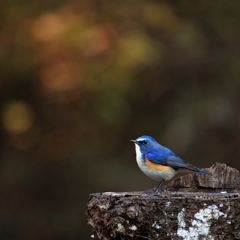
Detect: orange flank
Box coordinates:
(145, 158, 172, 171)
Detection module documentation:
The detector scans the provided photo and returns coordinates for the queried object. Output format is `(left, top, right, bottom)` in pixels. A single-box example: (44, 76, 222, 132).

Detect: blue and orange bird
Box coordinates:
(131, 135, 212, 193)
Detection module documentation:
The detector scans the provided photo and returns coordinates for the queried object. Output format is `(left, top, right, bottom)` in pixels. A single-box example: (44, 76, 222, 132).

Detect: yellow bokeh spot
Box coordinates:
(3, 101, 34, 134)
(117, 31, 161, 68)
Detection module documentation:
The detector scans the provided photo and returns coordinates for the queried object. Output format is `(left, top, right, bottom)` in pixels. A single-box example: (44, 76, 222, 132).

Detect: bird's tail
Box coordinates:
(198, 169, 212, 176)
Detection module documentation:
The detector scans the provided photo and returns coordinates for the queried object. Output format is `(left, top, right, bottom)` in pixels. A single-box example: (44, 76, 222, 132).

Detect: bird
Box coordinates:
(131, 135, 212, 193)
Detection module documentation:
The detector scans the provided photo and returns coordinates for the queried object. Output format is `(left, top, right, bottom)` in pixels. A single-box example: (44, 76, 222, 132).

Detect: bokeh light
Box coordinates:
(3, 101, 34, 134)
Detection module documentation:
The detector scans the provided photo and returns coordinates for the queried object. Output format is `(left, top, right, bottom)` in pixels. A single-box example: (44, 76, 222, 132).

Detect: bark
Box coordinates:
(86, 163, 240, 240)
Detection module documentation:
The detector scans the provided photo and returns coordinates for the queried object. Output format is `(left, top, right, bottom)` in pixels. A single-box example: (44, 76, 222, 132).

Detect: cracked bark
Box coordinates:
(86, 163, 240, 240)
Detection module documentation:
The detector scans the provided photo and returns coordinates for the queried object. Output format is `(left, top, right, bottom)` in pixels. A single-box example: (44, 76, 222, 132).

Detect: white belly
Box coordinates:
(134, 144, 176, 181)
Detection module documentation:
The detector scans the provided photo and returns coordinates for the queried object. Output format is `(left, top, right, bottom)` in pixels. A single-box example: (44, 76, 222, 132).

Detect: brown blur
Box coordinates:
(1, 1, 240, 239)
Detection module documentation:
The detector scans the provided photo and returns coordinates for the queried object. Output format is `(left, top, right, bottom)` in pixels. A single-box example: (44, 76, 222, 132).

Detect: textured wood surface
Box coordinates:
(86, 163, 240, 239)
(164, 162, 240, 192)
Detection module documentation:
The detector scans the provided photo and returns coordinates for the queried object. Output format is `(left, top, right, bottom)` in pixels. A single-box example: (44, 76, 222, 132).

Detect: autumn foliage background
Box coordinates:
(1, 1, 240, 239)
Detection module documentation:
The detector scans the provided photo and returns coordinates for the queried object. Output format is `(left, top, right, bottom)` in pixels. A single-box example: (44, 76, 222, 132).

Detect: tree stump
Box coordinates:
(86, 163, 240, 239)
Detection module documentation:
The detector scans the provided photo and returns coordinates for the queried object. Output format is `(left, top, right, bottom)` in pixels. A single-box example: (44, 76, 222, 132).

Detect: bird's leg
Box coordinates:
(141, 180, 165, 195)
(154, 180, 164, 194)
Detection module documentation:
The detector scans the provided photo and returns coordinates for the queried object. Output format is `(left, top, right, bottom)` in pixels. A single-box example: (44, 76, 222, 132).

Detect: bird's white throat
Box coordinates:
(134, 143, 143, 166)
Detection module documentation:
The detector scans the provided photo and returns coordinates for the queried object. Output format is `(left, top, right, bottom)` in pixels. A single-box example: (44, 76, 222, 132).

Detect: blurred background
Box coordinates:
(1, 0, 240, 239)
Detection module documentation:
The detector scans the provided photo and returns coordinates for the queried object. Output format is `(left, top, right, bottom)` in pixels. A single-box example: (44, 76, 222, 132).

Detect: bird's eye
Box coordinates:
(143, 140, 147, 144)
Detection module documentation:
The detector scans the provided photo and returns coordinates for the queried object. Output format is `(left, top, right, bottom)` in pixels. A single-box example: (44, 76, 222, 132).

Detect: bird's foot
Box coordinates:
(141, 190, 153, 195)
(153, 189, 164, 195)
(141, 189, 164, 195)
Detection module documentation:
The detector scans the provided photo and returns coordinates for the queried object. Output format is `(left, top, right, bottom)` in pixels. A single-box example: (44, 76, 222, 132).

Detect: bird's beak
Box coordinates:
(131, 140, 137, 143)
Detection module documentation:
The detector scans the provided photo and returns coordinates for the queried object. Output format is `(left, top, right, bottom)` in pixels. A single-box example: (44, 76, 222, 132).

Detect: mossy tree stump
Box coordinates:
(86, 163, 240, 239)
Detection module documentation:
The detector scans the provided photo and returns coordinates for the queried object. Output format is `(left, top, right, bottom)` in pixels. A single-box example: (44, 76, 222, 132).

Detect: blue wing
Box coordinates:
(146, 151, 185, 166)
(146, 151, 211, 174)
(146, 149, 176, 165)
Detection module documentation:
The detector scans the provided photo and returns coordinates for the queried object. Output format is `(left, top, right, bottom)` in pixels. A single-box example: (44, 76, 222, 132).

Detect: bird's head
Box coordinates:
(131, 135, 159, 152)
